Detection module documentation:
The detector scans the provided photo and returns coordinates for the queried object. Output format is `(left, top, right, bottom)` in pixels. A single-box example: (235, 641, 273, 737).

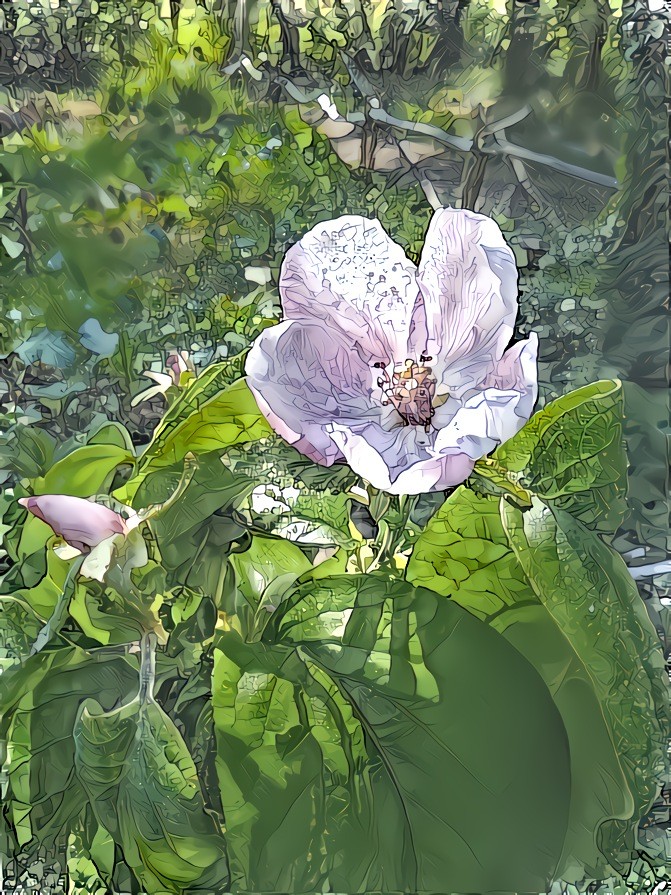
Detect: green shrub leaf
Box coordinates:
(213, 574, 570, 892)
(133, 377, 271, 487)
(487, 379, 628, 533)
(407, 487, 668, 879)
(74, 696, 230, 895)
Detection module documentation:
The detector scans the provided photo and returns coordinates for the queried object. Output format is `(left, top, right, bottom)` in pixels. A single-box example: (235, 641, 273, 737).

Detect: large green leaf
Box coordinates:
(213, 629, 430, 893)
(503, 498, 669, 863)
(140, 356, 247, 463)
(213, 573, 570, 892)
(34, 443, 135, 497)
(487, 379, 628, 532)
(213, 647, 330, 893)
(0, 647, 136, 852)
(74, 695, 229, 895)
(407, 487, 668, 880)
(132, 378, 271, 487)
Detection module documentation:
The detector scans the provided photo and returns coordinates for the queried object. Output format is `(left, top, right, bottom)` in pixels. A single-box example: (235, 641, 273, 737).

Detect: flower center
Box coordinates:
(374, 356, 437, 431)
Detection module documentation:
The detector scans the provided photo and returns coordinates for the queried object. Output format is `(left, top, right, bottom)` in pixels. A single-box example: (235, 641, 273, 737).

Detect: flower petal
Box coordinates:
(328, 421, 475, 494)
(245, 319, 379, 466)
(19, 495, 128, 549)
(280, 216, 419, 365)
(433, 335, 538, 460)
(416, 208, 519, 395)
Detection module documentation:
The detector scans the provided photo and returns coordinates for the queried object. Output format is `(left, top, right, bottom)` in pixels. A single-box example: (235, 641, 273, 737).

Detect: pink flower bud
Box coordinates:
(18, 495, 128, 552)
(165, 351, 192, 385)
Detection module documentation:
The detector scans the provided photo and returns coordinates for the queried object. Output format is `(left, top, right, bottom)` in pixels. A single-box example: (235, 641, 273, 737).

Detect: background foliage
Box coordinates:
(0, 0, 668, 892)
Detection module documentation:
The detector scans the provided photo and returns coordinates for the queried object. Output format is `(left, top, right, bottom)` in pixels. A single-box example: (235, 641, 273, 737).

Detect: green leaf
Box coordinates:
(489, 379, 628, 532)
(229, 535, 312, 635)
(74, 695, 230, 895)
(212, 629, 410, 892)
(34, 443, 135, 496)
(212, 573, 569, 891)
(407, 487, 668, 880)
(0, 596, 42, 668)
(277, 574, 570, 892)
(142, 356, 248, 457)
(212, 647, 330, 893)
(0, 647, 136, 852)
(132, 378, 271, 491)
(503, 498, 669, 864)
(67, 811, 115, 895)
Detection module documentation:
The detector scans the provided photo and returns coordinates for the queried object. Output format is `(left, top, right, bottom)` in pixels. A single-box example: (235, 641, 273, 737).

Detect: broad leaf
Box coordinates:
(407, 487, 668, 880)
(74, 695, 229, 895)
(281, 575, 571, 892)
(503, 498, 670, 864)
(141, 356, 247, 462)
(229, 535, 312, 636)
(34, 443, 134, 497)
(489, 379, 627, 532)
(67, 810, 115, 895)
(214, 574, 570, 892)
(133, 378, 271, 483)
(213, 631, 420, 892)
(0, 647, 136, 852)
(213, 648, 330, 893)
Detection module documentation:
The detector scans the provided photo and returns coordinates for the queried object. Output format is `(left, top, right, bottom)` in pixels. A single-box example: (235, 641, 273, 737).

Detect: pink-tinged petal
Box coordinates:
(416, 208, 519, 395)
(433, 335, 538, 459)
(245, 319, 379, 466)
(18, 495, 128, 550)
(280, 216, 419, 365)
(481, 333, 538, 401)
(328, 422, 475, 494)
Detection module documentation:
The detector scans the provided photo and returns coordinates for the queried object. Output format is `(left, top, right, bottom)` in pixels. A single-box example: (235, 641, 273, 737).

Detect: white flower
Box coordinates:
(246, 208, 538, 495)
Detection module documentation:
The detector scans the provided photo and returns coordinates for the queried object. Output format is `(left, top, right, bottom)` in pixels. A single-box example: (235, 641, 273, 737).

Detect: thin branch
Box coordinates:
(485, 135, 618, 188)
(368, 106, 473, 153)
(272, 54, 619, 190)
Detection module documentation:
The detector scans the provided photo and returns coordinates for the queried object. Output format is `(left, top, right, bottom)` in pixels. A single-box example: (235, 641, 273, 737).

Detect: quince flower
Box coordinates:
(246, 208, 538, 494)
(19, 494, 143, 583)
(19, 495, 132, 553)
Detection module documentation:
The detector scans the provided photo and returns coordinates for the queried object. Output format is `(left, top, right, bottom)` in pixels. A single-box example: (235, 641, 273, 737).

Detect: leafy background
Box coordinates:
(0, 0, 668, 893)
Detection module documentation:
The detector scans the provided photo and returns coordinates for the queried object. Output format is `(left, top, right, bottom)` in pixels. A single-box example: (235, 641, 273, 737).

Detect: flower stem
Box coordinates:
(366, 494, 420, 573)
(138, 632, 157, 705)
(138, 452, 198, 522)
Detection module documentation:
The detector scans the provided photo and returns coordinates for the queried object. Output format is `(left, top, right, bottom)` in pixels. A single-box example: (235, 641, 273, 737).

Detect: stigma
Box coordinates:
(375, 356, 437, 431)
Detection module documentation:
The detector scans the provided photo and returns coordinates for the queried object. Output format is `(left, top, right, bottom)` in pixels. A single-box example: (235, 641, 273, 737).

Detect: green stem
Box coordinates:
(138, 632, 157, 705)
(30, 555, 85, 656)
(366, 519, 393, 573)
(138, 452, 198, 520)
(366, 493, 420, 573)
